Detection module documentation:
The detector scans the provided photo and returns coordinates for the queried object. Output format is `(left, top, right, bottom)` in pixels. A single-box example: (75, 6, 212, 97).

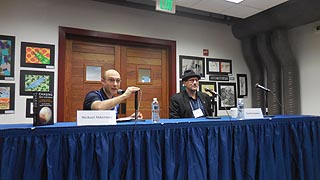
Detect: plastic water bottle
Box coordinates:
(152, 98, 160, 123)
(237, 98, 245, 119)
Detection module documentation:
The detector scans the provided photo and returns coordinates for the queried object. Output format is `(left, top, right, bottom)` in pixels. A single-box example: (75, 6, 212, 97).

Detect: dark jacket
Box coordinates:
(169, 90, 212, 118)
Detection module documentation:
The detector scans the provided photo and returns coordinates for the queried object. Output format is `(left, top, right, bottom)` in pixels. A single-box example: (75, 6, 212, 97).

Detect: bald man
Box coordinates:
(83, 69, 142, 119)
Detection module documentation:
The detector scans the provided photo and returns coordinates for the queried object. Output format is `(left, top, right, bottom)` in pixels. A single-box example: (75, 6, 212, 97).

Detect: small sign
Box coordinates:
(243, 108, 263, 119)
(156, 0, 176, 14)
(203, 49, 209, 56)
(77, 110, 117, 126)
(209, 75, 229, 81)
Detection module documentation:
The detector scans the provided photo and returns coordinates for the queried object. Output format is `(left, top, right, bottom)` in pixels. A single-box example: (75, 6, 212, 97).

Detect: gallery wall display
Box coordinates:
(218, 82, 236, 110)
(0, 35, 15, 80)
(179, 55, 205, 78)
(206, 58, 232, 75)
(20, 70, 54, 96)
(0, 83, 15, 114)
(20, 42, 55, 68)
(237, 74, 248, 98)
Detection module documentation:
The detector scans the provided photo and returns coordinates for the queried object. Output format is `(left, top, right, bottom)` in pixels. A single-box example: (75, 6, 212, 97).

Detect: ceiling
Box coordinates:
(93, 0, 320, 38)
(168, 0, 288, 19)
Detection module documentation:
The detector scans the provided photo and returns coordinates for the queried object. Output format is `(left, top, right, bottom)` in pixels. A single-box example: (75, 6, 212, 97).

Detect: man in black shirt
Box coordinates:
(169, 70, 212, 118)
(83, 69, 142, 119)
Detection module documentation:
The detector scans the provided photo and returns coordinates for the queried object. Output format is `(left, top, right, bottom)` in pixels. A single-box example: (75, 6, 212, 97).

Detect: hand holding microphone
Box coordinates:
(117, 86, 140, 97)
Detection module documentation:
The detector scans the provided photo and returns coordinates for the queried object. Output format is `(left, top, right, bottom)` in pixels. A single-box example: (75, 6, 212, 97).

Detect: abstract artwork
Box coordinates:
(20, 42, 55, 68)
(0, 35, 15, 80)
(20, 70, 54, 96)
(0, 83, 15, 114)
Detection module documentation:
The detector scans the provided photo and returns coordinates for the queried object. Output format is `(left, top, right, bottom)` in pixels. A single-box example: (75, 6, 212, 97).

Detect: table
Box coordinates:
(1, 115, 319, 179)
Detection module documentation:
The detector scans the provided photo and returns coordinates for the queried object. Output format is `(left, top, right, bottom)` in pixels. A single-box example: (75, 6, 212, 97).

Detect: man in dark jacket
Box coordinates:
(169, 69, 212, 118)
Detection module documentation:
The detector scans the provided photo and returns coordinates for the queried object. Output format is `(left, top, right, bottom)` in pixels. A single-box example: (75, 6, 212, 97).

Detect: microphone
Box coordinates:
(134, 91, 138, 120)
(117, 89, 126, 95)
(255, 83, 270, 92)
(204, 87, 217, 95)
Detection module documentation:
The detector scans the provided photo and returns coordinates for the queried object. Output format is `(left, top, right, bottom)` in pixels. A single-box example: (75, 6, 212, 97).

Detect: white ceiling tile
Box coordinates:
(175, 0, 202, 7)
(240, 0, 288, 9)
(191, 0, 235, 14)
(222, 4, 262, 18)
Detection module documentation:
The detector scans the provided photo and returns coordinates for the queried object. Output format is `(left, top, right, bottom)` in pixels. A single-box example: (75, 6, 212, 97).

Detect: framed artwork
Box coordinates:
(20, 70, 54, 96)
(179, 55, 205, 78)
(20, 42, 55, 68)
(206, 58, 232, 75)
(206, 58, 220, 74)
(220, 59, 232, 74)
(0, 83, 15, 114)
(218, 82, 236, 110)
(199, 81, 217, 97)
(237, 74, 248, 98)
(0, 35, 15, 80)
(199, 81, 218, 116)
(26, 98, 33, 118)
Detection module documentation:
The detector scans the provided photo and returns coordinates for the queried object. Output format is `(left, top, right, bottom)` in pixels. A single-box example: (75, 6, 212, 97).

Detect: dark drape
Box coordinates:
(1, 116, 319, 180)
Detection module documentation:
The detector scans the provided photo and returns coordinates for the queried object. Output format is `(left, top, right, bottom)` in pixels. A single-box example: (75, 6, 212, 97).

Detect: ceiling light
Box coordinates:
(225, 0, 244, 3)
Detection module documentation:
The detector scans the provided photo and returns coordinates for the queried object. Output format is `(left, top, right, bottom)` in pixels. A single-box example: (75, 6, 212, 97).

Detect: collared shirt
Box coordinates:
(83, 88, 120, 116)
(188, 93, 205, 117)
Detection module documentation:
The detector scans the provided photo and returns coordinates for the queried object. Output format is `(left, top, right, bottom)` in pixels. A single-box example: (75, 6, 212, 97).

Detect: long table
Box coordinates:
(1, 115, 320, 179)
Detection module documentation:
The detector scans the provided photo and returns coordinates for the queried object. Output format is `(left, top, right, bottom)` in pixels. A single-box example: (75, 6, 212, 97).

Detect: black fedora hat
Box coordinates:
(182, 69, 201, 81)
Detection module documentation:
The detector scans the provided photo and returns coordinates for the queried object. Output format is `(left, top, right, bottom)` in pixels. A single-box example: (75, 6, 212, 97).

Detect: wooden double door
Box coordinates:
(61, 39, 169, 122)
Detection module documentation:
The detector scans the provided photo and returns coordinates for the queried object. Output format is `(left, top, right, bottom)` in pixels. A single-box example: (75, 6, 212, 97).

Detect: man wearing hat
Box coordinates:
(169, 69, 212, 118)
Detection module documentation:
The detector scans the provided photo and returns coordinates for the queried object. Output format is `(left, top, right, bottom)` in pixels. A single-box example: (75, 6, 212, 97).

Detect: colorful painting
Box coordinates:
(20, 70, 54, 96)
(21, 42, 55, 68)
(0, 35, 15, 79)
(0, 83, 15, 113)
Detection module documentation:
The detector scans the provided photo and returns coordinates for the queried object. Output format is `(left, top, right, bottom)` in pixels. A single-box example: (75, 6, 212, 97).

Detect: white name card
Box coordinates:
(243, 108, 264, 119)
(77, 110, 117, 126)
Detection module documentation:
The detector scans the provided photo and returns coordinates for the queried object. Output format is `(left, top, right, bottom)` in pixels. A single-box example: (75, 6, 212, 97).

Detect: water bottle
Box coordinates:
(237, 98, 245, 119)
(151, 98, 160, 123)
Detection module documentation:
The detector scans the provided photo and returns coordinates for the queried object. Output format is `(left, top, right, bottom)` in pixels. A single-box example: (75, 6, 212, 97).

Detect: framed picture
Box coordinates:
(20, 70, 54, 96)
(237, 74, 248, 98)
(0, 35, 15, 80)
(199, 81, 217, 97)
(218, 82, 236, 110)
(26, 98, 33, 118)
(20, 42, 55, 68)
(199, 81, 217, 116)
(0, 83, 15, 114)
(220, 59, 232, 74)
(206, 58, 232, 75)
(179, 55, 205, 78)
(206, 58, 220, 74)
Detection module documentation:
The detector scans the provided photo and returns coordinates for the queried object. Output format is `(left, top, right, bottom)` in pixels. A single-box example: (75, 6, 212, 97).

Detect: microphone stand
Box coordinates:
(134, 91, 138, 120)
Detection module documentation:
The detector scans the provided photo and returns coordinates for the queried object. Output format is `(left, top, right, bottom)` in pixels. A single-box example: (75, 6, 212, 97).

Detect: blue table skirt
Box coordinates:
(0, 115, 320, 180)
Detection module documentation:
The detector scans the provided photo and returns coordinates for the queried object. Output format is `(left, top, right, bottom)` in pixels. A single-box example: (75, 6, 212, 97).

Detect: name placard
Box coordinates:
(77, 110, 116, 126)
(243, 108, 264, 119)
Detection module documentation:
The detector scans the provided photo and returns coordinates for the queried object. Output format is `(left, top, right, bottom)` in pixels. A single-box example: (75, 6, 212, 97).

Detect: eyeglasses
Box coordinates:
(187, 78, 199, 83)
(106, 78, 121, 84)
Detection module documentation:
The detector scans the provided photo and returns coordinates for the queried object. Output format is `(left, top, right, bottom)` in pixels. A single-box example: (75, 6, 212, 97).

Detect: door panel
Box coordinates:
(120, 46, 169, 119)
(64, 40, 118, 122)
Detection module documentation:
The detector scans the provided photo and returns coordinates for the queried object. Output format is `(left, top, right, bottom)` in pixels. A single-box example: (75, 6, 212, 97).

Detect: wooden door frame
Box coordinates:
(58, 26, 176, 122)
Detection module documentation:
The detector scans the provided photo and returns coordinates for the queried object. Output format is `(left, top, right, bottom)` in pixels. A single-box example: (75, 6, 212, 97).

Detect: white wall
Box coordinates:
(289, 21, 320, 115)
(0, 0, 249, 123)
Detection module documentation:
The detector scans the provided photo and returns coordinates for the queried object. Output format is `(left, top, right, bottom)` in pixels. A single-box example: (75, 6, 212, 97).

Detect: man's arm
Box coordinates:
(169, 95, 182, 119)
(91, 86, 139, 110)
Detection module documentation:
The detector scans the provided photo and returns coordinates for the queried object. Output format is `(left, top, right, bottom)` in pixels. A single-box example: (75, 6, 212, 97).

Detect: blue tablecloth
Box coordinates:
(0, 115, 319, 179)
